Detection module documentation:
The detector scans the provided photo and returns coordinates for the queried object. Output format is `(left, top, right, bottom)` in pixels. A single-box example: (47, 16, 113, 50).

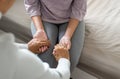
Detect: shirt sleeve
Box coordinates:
(16, 49, 70, 79)
(70, 0, 87, 21)
(24, 0, 41, 17)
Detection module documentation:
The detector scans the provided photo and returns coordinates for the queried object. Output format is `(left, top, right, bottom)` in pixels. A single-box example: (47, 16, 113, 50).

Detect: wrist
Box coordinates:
(36, 26, 44, 31)
(37, 29, 44, 32)
(33, 29, 46, 39)
(64, 34, 71, 40)
(59, 57, 70, 60)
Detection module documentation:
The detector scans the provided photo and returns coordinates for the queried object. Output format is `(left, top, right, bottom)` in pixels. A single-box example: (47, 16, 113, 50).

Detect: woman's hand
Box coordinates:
(33, 30, 49, 52)
(59, 18, 79, 50)
(59, 35, 71, 50)
(33, 30, 47, 40)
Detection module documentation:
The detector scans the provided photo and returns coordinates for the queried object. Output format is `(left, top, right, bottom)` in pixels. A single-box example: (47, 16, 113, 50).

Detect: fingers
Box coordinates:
(53, 44, 68, 54)
(53, 44, 70, 61)
(28, 38, 51, 54)
(39, 48, 42, 53)
(39, 46, 48, 52)
(59, 40, 66, 47)
(53, 49, 56, 54)
(54, 44, 64, 50)
(53, 49, 59, 61)
(59, 38, 71, 50)
(66, 43, 71, 50)
(59, 42, 69, 50)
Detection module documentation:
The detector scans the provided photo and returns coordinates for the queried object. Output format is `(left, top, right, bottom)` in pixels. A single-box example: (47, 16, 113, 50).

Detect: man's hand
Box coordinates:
(53, 44, 70, 61)
(33, 30, 49, 52)
(59, 35, 71, 50)
(28, 38, 50, 54)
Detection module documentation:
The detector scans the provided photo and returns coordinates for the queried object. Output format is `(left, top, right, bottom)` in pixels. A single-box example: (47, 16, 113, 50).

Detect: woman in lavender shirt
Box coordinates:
(24, 0, 86, 72)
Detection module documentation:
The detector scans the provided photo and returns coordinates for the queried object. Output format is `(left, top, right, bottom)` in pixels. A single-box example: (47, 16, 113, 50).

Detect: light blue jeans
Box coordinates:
(31, 21, 85, 72)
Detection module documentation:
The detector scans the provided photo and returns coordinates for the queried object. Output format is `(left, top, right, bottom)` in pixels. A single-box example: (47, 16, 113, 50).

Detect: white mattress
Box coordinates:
(80, 0, 120, 78)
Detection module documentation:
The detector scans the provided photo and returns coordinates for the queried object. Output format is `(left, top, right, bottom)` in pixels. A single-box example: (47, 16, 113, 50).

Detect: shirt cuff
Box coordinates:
(70, 14, 83, 21)
(30, 11, 41, 17)
(58, 58, 70, 68)
(56, 58, 70, 78)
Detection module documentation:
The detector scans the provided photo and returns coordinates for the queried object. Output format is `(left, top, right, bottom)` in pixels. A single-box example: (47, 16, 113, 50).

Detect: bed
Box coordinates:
(0, 0, 120, 78)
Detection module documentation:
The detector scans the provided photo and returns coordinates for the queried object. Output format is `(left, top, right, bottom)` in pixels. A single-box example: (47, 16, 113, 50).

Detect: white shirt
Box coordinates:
(0, 33, 70, 79)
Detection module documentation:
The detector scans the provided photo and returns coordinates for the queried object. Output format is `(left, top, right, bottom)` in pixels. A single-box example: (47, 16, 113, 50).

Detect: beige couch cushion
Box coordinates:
(79, 0, 120, 78)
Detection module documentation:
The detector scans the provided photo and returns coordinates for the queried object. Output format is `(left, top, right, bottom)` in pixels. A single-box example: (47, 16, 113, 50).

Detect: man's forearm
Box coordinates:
(31, 15, 44, 31)
(64, 18, 79, 39)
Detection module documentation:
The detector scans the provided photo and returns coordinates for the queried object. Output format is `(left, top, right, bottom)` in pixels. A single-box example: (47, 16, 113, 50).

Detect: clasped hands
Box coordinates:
(28, 30, 70, 61)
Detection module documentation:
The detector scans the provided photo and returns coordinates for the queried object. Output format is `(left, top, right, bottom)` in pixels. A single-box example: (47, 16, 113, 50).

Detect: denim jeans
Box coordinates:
(31, 21, 85, 72)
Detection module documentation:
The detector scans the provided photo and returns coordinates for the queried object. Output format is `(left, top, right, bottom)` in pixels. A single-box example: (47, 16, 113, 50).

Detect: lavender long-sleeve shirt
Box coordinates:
(24, 0, 87, 23)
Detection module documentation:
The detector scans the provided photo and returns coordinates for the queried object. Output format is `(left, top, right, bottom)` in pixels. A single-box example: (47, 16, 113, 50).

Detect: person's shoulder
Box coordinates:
(0, 33, 18, 54)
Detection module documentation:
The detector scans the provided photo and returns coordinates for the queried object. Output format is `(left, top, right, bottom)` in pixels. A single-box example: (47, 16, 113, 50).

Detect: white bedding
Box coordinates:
(80, 0, 120, 77)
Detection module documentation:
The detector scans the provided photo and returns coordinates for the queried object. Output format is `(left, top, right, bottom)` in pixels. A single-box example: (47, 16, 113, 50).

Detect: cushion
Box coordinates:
(79, 0, 120, 78)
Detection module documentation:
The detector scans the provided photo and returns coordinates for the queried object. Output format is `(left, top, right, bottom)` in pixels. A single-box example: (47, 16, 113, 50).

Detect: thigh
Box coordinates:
(31, 21, 58, 46)
(31, 21, 58, 68)
(59, 21, 85, 72)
